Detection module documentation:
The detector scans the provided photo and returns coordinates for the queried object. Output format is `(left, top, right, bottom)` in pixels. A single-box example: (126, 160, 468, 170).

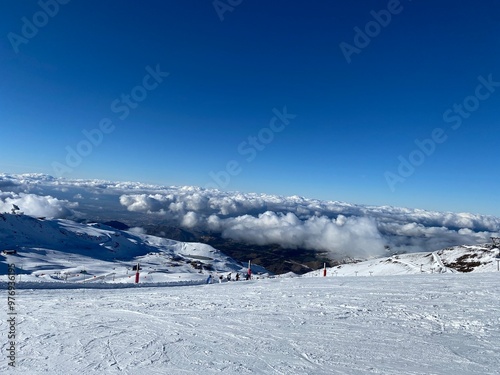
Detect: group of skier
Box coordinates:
(206, 272, 251, 284)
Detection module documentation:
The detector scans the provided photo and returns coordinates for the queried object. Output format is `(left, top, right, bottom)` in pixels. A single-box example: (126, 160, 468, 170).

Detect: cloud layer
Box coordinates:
(0, 191, 77, 218)
(207, 212, 385, 258)
(2, 173, 499, 258)
(117, 189, 500, 257)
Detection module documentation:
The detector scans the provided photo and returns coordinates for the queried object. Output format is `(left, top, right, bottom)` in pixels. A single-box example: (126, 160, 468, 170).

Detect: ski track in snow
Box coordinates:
(1, 273, 500, 374)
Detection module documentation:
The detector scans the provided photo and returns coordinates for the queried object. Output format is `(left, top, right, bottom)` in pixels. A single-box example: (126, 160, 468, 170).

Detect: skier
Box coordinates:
(206, 274, 212, 284)
(227, 273, 231, 281)
(235, 273, 240, 281)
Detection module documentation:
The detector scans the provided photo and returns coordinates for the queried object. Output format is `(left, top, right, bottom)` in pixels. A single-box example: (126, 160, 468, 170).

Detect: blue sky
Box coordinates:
(1, 0, 499, 216)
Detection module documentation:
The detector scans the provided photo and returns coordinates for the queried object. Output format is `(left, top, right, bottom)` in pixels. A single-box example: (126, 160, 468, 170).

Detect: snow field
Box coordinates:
(1, 272, 499, 374)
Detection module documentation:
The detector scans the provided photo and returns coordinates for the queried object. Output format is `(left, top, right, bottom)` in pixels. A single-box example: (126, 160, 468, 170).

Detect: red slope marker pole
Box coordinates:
(135, 262, 140, 284)
(323, 263, 327, 277)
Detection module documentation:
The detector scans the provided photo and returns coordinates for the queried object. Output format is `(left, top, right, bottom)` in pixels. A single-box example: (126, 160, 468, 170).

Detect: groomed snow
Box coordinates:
(2, 273, 499, 374)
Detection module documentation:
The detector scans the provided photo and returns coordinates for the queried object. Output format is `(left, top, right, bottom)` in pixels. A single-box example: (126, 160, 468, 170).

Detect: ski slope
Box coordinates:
(1, 273, 499, 374)
(0, 213, 266, 284)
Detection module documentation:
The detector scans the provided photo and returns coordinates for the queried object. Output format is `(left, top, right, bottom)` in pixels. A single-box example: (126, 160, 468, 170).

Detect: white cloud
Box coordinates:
(128, 227, 146, 235)
(2, 173, 500, 257)
(116, 190, 500, 256)
(0, 192, 77, 218)
(119, 194, 170, 214)
(181, 211, 199, 228)
(213, 212, 385, 258)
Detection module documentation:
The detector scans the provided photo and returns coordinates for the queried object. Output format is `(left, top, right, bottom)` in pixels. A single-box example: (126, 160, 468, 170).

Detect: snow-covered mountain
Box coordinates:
(306, 244, 500, 277)
(0, 213, 264, 285)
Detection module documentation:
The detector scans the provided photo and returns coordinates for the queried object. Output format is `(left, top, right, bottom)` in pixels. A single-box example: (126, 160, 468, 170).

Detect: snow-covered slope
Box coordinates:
(0, 213, 261, 284)
(307, 244, 500, 277)
(0, 273, 498, 374)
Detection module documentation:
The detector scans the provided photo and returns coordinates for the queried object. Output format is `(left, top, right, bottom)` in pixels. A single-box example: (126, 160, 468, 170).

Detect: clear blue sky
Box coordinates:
(1, 0, 499, 215)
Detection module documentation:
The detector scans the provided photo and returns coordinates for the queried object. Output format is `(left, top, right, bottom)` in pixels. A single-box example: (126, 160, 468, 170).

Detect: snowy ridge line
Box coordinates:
(0, 279, 206, 290)
(306, 244, 499, 277)
(0, 213, 258, 283)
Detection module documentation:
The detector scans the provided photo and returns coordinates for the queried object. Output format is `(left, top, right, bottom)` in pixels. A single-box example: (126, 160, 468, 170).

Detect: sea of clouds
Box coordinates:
(1, 173, 498, 258)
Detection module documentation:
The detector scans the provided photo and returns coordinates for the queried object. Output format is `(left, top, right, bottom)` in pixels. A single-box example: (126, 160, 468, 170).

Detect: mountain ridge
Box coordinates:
(0, 213, 265, 284)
